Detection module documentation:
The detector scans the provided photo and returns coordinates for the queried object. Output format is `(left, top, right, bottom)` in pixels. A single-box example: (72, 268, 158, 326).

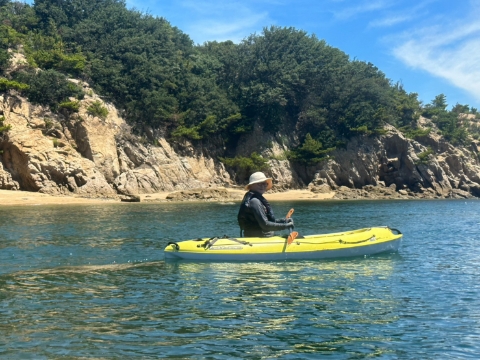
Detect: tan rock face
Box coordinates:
(0, 161, 19, 190)
(307, 124, 480, 198)
(234, 121, 303, 189)
(0, 94, 116, 196)
(0, 89, 234, 197)
(113, 138, 232, 195)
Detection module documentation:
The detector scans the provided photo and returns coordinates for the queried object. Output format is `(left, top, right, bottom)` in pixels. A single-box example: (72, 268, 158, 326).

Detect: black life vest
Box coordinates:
(237, 191, 275, 236)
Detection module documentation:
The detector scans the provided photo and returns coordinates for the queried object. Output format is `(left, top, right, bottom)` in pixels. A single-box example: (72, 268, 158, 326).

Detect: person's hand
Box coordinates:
(286, 218, 294, 228)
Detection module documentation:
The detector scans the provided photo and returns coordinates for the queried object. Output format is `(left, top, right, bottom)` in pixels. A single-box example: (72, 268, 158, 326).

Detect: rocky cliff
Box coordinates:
(1, 85, 480, 200)
(0, 87, 232, 198)
(305, 123, 480, 199)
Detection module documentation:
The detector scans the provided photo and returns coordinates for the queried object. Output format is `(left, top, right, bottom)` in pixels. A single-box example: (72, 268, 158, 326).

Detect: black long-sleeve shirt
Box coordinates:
(238, 193, 291, 237)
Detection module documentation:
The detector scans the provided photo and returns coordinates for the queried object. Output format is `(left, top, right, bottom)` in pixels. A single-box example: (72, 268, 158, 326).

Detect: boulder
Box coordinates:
(165, 188, 240, 202)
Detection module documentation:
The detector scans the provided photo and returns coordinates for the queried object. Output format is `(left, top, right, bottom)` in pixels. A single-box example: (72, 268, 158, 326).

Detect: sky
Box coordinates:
(121, 0, 480, 110)
(23, 0, 480, 109)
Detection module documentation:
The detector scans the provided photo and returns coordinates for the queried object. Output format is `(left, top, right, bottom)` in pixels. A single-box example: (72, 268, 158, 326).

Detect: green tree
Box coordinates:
(219, 152, 270, 182)
(287, 133, 334, 164)
(421, 94, 469, 145)
(14, 69, 84, 109)
(452, 103, 470, 114)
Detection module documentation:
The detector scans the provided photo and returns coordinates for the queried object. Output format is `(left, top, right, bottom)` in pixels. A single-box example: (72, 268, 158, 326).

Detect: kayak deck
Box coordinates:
(164, 226, 402, 261)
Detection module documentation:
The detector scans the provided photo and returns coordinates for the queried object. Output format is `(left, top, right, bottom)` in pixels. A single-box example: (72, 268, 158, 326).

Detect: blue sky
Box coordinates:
(122, 0, 480, 110)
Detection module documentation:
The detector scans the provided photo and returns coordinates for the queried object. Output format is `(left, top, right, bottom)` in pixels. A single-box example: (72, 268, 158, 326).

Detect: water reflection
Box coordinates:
(156, 257, 400, 356)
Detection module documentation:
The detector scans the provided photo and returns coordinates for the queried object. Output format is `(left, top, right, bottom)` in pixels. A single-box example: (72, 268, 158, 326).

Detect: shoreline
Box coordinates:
(0, 188, 335, 206)
(2, 186, 474, 206)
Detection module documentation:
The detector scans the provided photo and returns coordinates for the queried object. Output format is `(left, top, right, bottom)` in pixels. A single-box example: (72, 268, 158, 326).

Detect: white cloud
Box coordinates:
(368, 0, 435, 28)
(369, 14, 412, 28)
(393, 14, 480, 101)
(332, 0, 393, 20)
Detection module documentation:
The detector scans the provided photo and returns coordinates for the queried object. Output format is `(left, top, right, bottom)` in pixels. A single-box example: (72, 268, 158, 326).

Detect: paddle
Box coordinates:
(286, 208, 294, 219)
(287, 231, 299, 245)
(285, 208, 297, 245)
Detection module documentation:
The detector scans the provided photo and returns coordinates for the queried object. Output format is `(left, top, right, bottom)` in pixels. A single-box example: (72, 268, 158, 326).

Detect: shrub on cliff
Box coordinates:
(0, 115, 11, 134)
(415, 147, 435, 165)
(29, 46, 86, 77)
(286, 133, 334, 165)
(219, 152, 270, 182)
(87, 101, 108, 120)
(13, 68, 84, 109)
(400, 126, 431, 140)
(0, 77, 29, 92)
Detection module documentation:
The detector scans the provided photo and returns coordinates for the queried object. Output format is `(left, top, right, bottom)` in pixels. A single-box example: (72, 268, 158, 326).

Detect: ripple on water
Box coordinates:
(1, 200, 480, 358)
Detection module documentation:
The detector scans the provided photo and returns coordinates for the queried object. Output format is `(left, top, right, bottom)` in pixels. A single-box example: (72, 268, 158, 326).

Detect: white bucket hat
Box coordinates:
(246, 172, 273, 190)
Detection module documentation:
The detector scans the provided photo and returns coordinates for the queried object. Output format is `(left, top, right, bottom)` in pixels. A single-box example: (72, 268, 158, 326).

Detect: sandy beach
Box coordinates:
(0, 189, 118, 206)
(0, 188, 335, 206)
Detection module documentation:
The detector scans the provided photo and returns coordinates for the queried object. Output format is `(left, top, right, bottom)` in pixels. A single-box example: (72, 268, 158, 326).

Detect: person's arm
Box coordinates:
(250, 198, 292, 232)
(275, 218, 293, 224)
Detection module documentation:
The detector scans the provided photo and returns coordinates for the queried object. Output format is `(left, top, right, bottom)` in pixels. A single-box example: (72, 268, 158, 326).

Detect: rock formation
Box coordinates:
(0, 86, 233, 198)
(306, 124, 480, 199)
(1, 83, 480, 200)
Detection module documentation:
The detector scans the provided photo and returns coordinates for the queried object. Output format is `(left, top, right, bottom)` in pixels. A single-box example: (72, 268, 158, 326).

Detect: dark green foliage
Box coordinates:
(415, 147, 434, 165)
(31, 47, 86, 76)
(171, 124, 201, 140)
(14, 69, 84, 109)
(400, 126, 431, 140)
(87, 100, 108, 119)
(170, 115, 214, 140)
(286, 133, 334, 165)
(58, 100, 80, 112)
(0, 77, 29, 91)
(31, 0, 240, 133)
(422, 94, 468, 145)
(0, 4, 32, 70)
(0, 24, 22, 70)
(209, 26, 422, 151)
(452, 103, 470, 114)
(0, 49, 9, 70)
(0, 1, 38, 33)
(0, 115, 11, 134)
(219, 152, 270, 182)
(389, 83, 421, 128)
(171, 113, 243, 141)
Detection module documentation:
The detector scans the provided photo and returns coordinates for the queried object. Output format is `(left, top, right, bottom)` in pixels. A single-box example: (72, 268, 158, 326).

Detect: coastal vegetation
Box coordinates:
(415, 147, 435, 165)
(0, 115, 10, 134)
(87, 101, 109, 120)
(0, 0, 477, 172)
(219, 152, 270, 182)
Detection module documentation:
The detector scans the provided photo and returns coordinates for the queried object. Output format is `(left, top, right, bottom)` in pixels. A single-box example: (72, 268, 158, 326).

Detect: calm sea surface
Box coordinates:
(1, 199, 479, 359)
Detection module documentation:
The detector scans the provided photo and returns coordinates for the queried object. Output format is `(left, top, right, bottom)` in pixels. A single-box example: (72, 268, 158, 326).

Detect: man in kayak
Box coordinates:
(238, 172, 294, 237)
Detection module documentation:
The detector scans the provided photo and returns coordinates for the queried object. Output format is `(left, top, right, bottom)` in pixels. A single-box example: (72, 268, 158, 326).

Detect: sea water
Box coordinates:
(1, 200, 479, 359)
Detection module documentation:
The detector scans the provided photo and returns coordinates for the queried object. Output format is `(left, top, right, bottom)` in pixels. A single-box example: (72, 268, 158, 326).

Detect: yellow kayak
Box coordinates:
(164, 226, 402, 261)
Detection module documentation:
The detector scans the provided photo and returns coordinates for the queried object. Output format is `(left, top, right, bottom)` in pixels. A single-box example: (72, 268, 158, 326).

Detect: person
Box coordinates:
(237, 172, 294, 237)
